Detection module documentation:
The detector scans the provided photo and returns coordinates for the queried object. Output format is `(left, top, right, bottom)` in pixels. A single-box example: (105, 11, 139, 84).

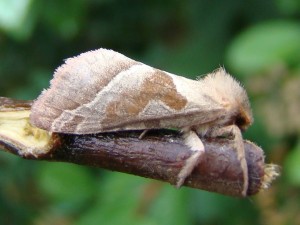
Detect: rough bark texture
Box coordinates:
(0, 97, 279, 197)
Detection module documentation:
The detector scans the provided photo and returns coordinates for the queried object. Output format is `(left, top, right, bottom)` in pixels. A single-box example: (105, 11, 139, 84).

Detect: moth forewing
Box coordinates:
(30, 48, 253, 196)
(31, 59, 226, 134)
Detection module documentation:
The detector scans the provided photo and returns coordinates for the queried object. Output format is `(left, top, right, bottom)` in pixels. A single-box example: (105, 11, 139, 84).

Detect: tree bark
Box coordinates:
(0, 97, 280, 197)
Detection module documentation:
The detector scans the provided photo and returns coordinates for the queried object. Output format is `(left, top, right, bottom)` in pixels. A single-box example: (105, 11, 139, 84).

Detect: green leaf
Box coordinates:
(285, 140, 300, 186)
(37, 163, 96, 209)
(0, 0, 35, 40)
(40, 0, 86, 39)
(226, 21, 300, 76)
(276, 0, 300, 15)
(75, 173, 191, 225)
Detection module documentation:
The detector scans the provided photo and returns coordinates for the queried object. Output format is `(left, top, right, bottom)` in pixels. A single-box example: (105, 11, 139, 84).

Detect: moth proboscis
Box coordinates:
(30, 48, 253, 196)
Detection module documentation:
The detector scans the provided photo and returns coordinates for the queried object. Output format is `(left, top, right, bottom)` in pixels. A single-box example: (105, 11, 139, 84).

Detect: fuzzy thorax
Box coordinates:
(198, 68, 253, 131)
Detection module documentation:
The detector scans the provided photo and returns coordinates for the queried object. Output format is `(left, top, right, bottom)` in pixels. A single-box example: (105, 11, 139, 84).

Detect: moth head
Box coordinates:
(200, 67, 253, 131)
(229, 75, 253, 131)
(233, 77, 253, 132)
(235, 104, 253, 131)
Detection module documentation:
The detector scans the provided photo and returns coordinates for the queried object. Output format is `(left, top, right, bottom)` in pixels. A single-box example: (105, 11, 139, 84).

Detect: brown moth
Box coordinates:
(30, 48, 253, 196)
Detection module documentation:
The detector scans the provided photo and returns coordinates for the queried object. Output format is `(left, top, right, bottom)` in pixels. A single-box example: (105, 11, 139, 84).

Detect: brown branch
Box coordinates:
(0, 97, 280, 197)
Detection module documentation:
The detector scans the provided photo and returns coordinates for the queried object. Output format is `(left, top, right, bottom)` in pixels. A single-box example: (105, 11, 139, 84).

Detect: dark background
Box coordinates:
(1, 0, 300, 224)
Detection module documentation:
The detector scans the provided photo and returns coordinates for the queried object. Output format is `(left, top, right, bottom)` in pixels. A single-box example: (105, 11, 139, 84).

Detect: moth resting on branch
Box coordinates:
(30, 49, 264, 196)
(0, 49, 279, 197)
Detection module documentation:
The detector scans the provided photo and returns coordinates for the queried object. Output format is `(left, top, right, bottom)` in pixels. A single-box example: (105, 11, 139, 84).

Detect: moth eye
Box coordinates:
(235, 116, 247, 131)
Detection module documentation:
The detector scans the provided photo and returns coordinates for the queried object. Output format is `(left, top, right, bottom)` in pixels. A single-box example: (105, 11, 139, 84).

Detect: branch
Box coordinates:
(0, 97, 279, 197)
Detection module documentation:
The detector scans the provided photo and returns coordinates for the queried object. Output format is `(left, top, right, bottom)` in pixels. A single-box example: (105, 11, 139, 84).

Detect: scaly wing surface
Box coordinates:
(30, 49, 224, 134)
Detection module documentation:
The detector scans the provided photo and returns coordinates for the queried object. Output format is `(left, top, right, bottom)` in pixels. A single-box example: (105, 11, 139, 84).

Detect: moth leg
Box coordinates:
(138, 130, 148, 139)
(209, 125, 248, 196)
(176, 130, 205, 188)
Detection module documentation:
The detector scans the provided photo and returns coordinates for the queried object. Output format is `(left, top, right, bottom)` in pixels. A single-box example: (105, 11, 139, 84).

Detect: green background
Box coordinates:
(1, 0, 300, 224)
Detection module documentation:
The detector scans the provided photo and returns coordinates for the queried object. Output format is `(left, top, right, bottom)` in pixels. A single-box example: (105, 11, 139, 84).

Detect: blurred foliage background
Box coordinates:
(0, 0, 300, 224)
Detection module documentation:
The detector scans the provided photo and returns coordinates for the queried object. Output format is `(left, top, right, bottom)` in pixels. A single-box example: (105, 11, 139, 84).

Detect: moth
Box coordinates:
(30, 48, 253, 196)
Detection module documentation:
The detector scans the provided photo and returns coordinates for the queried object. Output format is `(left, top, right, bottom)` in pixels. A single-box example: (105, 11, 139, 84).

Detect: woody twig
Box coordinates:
(0, 97, 279, 197)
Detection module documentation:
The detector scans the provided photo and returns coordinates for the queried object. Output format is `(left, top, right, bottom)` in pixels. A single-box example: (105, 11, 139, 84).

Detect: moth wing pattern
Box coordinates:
(30, 48, 225, 134)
